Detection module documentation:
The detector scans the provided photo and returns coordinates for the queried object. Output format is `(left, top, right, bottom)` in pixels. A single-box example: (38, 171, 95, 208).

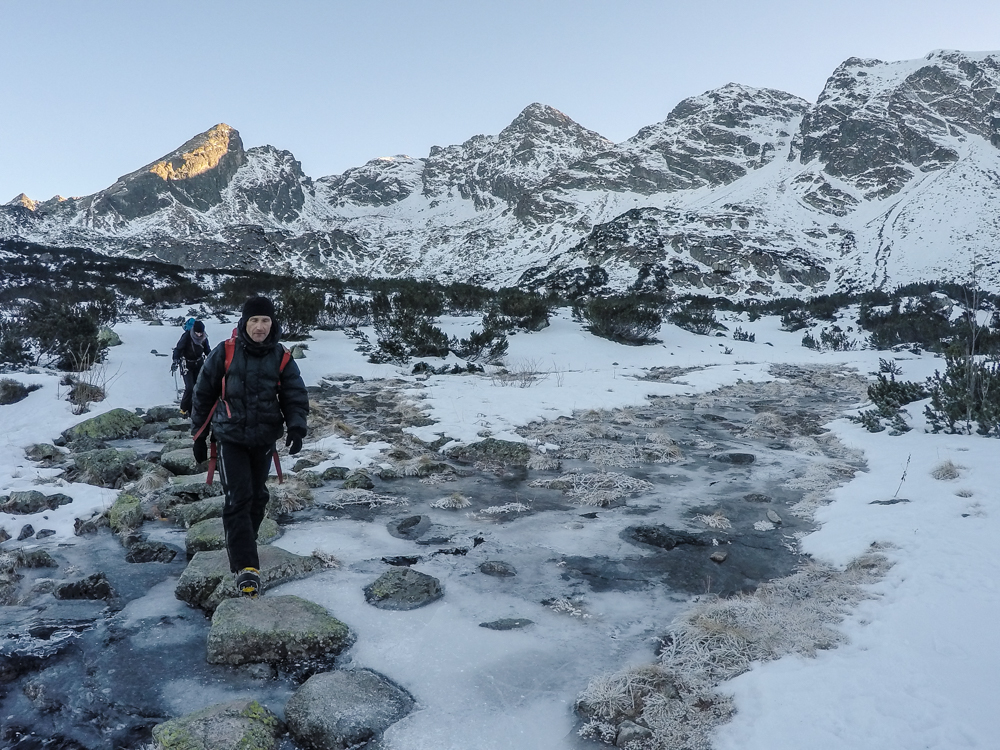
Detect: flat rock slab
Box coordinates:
(445, 437, 531, 466)
(479, 560, 517, 577)
(364, 567, 442, 610)
(714, 452, 756, 465)
(168, 495, 226, 528)
(480, 618, 534, 631)
(185, 517, 280, 556)
(152, 699, 284, 750)
(1, 490, 73, 515)
(207, 595, 353, 667)
(167, 472, 223, 499)
(285, 669, 414, 750)
(386, 514, 431, 540)
(175, 546, 321, 613)
(62, 408, 144, 443)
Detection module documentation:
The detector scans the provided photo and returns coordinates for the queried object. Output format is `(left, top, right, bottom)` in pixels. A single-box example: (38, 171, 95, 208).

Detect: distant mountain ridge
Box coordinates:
(4, 49, 1000, 297)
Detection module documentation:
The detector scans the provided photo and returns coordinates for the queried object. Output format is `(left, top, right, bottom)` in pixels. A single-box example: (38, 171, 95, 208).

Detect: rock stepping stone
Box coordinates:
(207, 595, 352, 667)
(285, 669, 414, 750)
(364, 567, 442, 610)
(479, 618, 534, 630)
(185, 517, 281, 556)
(175, 545, 321, 613)
(168, 494, 226, 528)
(152, 699, 283, 750)
(160, 447, 203, 476)
(478, 560, 517, 577)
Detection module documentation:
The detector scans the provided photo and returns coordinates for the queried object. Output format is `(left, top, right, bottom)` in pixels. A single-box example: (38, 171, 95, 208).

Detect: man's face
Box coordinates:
(247, 315, 272, 343)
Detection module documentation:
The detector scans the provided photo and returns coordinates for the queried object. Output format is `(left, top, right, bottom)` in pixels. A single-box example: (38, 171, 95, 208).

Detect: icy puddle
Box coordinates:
(0, 365, 867, 750)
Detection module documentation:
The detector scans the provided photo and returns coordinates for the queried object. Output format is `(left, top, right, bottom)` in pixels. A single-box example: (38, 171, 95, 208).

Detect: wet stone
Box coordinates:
(175, 546, 322, 613)
(714, 452, 756, 465)
(479, 560, 517, 577)
(479, 618, 533, 631)
(34, 529, 55, 539)
(54, 572, 114, 601)
(364, 568, 443, 610)
(186, 517, 281, 556)
(3, 490, 73, 515)
(152, 699, 284, 750)
(207, 595, 352, 667)
(124, 537, 178, 564)
(167, 494, 225, 528)
(321, 466, 350, 480)
(161, 448, 202, 476)
(382, 556, 420, 566)
(387, 515, 431, 541)
(343, 469, 374, 490)
(622, 525, 710, 551)
(285, 669, 414, 750)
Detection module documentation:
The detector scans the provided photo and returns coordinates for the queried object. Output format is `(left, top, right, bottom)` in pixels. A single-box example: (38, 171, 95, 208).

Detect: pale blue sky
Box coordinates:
(2, 0, 998, 202)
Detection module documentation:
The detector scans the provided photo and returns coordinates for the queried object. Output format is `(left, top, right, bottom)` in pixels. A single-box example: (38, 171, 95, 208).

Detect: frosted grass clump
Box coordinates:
(527, 451, 562, 471)
(575, 551, 893, 749)
(754, 520, 776, 531)
(931, 460, 963, 480)
(430, 492, 471, 509)
(479, 502, 529, 515)
(312, 549, 341, 568)
(530, 471, 654, 507)
(317, 489, 406, 509)
(696, 511, 732, 530)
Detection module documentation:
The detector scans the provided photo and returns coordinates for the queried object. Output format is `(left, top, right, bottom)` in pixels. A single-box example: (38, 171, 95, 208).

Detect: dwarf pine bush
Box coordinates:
(924, 350, 1000, 436)
(578, 296, 663, 344)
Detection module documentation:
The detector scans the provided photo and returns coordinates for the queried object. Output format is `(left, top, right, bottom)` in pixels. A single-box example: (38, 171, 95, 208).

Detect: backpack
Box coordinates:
(183, 317, 196, 332)
(193, 328, 293, 485)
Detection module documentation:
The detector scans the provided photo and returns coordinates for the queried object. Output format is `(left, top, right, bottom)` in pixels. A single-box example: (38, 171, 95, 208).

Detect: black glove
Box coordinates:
(171, 362, 179, 374)
(192, 437, 208, 464)
(285, 427, 305, 455)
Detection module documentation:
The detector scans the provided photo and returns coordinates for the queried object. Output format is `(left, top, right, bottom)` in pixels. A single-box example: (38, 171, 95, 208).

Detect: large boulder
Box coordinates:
(168, 495, 226, 528)
(175, 546, 321, 613)
(62, 408, 143, 443)
(185, 517, 281, 556)
(54, 572, 114, 601)
(70, 448, 139, 488)
(207, 595, 352, 667)
(1, 490, 73, 515)
(160, 447, 203, 476)
(363, 568, 442, 610)
(445, 437, 531, 466)
(108, 493, 143, 532)
(24, 443, 65, 465)
(284, 669, 414, 750)
(152, 699, 284, 750)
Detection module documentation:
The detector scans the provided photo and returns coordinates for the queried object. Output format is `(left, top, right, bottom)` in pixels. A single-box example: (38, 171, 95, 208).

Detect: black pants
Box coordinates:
(179, 363, 202, 413)
(217, 441, 274, 573)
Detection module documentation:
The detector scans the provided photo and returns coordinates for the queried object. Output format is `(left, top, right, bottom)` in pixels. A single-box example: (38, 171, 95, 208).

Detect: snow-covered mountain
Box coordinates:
(3, 49, 1000, 297)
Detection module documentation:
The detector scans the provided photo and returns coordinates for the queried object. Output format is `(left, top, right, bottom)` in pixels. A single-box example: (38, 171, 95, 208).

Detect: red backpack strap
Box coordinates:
(272, 450, 283, 484)
(193, 332, 238, 440)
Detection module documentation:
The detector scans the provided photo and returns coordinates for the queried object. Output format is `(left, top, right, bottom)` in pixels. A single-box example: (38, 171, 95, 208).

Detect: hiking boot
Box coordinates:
(235, 567, 261, 599)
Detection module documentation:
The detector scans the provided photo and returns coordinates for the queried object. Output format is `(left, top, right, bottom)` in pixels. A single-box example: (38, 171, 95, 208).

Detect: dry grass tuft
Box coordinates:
(430, 492, 471, 510)
(931, 460, 963, 481)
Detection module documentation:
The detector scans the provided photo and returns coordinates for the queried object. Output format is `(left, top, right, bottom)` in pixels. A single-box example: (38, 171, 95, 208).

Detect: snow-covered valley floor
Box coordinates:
(1, 309, 996, 750)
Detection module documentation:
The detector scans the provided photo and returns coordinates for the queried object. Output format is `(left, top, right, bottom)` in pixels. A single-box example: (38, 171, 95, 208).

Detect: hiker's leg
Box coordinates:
(247, 443, 273, 537)
(218, 442, 259, 572)
(179, 369, 196, 413)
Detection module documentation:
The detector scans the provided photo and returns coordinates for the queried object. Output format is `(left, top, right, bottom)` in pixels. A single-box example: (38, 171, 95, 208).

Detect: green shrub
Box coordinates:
(22, 298, 106, 371)
(276, 286, 325, 339)
(925, 350, 1000, 436)
(666, 300, 717, 336)
(451, 328, 509, 364)
(0, 378, 41, 405)
(578, 296, 663, 344)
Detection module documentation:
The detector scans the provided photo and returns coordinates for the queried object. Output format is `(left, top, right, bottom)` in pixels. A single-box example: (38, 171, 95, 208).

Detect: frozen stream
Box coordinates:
(0, 365, 867, 749)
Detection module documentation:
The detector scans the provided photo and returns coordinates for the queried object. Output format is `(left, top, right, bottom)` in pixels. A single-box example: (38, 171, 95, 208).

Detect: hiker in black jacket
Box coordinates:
(190, 297, 308, 598)
(171, 320, 211, 416)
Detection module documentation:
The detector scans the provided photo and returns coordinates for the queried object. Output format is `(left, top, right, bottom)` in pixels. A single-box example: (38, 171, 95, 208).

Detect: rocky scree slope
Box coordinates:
(4, 50, 1000, 297)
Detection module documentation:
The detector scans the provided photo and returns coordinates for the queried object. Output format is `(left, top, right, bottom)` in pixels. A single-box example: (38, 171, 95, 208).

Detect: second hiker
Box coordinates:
(171, 319, 211, 416)
(190, 296, 309, 598)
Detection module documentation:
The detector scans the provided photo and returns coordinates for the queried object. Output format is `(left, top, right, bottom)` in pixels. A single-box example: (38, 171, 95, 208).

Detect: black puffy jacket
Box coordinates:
(190, 320, 308, 447)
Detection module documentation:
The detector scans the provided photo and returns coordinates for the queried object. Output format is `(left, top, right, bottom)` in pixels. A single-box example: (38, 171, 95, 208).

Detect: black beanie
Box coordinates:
(192, 320, 205, 333)
(242, 296, 276, 320)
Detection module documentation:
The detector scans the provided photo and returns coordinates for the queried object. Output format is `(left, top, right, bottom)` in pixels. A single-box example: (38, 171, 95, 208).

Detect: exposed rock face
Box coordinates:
(206, 595, 352, 667)
(5, 51, 1000, 295)
(152, 699, 284, 750)
(284, 669, 414, 750)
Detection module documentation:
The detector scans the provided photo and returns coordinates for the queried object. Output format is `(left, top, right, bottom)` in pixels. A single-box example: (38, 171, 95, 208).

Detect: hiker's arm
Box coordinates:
(277, 358, 309, 436)
(190, 345, 224, 435)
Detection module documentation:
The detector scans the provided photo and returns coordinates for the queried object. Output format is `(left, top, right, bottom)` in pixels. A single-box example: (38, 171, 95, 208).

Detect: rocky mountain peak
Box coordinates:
(6, 193, 37, 210)
(145, 123, 242, 182)
(499, 103, 613, 153)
